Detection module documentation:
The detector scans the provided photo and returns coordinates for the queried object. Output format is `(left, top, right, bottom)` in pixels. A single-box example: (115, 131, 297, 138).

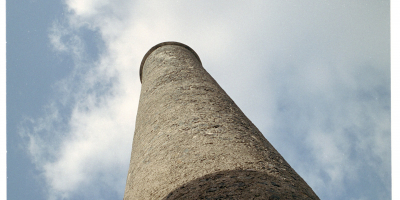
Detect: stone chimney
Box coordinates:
(123, 42, 319, 200)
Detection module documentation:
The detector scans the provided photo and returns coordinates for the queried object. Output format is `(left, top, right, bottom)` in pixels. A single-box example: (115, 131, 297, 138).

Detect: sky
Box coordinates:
(6, 0, 392, 200)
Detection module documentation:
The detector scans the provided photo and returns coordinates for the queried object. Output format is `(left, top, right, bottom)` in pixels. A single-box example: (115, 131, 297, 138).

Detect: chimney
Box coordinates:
(124, 42, 319, 200)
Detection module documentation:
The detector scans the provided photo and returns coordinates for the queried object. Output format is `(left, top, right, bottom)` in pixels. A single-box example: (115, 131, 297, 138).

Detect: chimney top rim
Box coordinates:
(139, 41, 202, 83)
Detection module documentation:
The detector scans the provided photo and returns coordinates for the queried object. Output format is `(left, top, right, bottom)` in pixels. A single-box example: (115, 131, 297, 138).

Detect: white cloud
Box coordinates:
(20, 0, 390, 199)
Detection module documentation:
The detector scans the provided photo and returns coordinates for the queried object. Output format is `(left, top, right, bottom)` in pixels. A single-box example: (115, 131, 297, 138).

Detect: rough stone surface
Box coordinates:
(123, 42, 320, 200)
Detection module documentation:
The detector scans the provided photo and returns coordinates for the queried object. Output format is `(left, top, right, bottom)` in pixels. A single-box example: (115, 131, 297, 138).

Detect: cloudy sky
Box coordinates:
(7, 0, 392, 199)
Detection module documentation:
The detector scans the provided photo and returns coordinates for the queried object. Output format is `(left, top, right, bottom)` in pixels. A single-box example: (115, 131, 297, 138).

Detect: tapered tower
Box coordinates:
(124, 42, 319, 199)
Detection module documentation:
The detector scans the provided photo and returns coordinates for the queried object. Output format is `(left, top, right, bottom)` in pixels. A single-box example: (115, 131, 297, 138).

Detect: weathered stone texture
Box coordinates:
(123, 42, 319, 200)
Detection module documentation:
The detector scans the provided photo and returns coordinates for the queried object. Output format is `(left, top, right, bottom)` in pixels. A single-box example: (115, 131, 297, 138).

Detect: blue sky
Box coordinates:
(6, 0, 392, 199)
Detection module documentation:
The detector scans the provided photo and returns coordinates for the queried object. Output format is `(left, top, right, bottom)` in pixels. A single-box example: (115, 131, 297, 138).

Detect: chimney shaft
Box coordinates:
(124, 42, 319, 200)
